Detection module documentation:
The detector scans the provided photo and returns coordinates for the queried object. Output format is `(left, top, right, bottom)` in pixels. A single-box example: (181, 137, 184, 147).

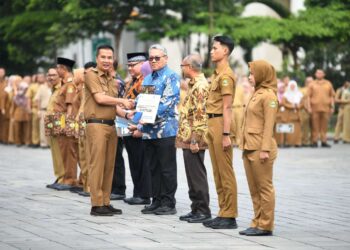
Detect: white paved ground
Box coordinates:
(0, 142, 349, 250)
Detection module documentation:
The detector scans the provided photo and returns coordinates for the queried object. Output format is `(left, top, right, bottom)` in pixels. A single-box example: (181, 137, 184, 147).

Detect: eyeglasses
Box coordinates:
(149, 55, 166, 62)
(180, 64, 190, 67)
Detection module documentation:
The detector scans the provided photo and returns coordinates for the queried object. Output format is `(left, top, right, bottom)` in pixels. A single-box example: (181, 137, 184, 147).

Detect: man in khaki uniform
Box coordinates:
(54, 57, 79, 188)
(34, 76, 51, 148)
(26, 73, 45, 147)
(240, 60, 278, 236)
(308, 69, 335, 148)
(45, 68, 66, 189)
(203, 35, 238, 229)
(334, 81, 350, 143)
(84, 44, 133, 216)
(300, 77, 313, 146)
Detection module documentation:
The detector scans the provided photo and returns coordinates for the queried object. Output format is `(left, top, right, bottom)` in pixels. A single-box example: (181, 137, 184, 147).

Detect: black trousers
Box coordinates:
(111, 137, 126, 195)
(123, 136, 151, 198)
(143, 136, 177, 208)
(183, 149, 211, 215)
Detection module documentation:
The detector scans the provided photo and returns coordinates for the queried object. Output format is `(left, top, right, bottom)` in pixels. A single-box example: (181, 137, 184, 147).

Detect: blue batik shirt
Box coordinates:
(139, 65, 180, 139)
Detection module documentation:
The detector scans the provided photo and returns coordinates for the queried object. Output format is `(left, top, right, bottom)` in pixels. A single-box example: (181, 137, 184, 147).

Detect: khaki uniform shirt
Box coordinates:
(25, 82, 40, 109)
(84, 68, 118, 120)
(47, 83, 61, 114)
(206, 64, 236, 114)
(34, 83, 51, 110)
(176, 73, 209, 149)
(242, 88, 278, 151)
(308, 79, 335, 112)
(53, 76, 76, 113)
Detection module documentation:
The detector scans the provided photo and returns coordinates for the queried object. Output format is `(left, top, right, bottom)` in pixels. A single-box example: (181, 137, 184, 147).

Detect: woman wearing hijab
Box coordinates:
(275, 80, 287, 147)
(12, 79, 31, 146)
(282, 80, 303, 147)
(240, 60, 278, 236)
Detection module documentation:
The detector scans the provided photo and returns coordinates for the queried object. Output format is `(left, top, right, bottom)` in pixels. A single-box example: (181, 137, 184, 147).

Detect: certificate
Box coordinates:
(136, 94, 161, 124)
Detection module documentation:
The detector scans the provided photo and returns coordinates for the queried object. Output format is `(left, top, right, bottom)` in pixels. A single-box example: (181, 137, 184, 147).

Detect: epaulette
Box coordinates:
(91, 68, 98, 73)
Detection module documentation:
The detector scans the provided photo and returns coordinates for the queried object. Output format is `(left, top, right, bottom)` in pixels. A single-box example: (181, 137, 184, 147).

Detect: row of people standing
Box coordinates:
(0, 70, 51, 148)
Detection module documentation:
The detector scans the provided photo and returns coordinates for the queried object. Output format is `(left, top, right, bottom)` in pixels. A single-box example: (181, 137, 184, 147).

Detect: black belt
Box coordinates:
(86, 119, 115, 126)
(207, 113, 223, 119)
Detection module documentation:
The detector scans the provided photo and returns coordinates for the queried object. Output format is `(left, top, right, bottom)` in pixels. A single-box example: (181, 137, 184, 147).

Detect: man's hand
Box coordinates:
(128, 124, 138, 132)
(132, 130, 142, 138)
(1, 109, 5, 115)
(125, 110, 135, 120)
(259, 151, 270, 164)
(190, 143, 199, 153)
(222, 136, 232, 151)
(123, 99, 135, 109)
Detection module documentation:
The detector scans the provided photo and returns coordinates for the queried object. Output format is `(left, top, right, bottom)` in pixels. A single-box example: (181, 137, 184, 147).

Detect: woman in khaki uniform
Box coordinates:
(342, 83, 350, 143)
(12, 80, 31, 146)
(282, 80, 303, 147)
(240, 60, 278, 236)
(275, 81, 287, 147)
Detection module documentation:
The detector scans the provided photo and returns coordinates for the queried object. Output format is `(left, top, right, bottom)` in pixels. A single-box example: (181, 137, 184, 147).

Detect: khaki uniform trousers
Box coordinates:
(8, 119, 15, 144)
(0, 116, 9, 143)
(311, 111, 330, 143)
(343, 105, 350, 142)
(300, 109, 311, 145)
(31, 109, 40, 145)
(13, 121, 31, 145)
(207, 117, 238, 218)
(232, 106, 244, 146)
(39, 110, 48, 147)
(86, 124, 117, 207)
(285, 120, 302, 146)
(78, 136, 89, 192)
(58, 136, 78, 185)
(48, 136, 65, 183)
(334, 108, 344, 140)
(243, 147, 277, 231)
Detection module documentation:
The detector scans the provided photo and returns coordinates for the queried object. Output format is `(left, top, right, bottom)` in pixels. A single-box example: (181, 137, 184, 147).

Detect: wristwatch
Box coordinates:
(190, 139, 197, 145)
(222, 132, 230, 136)
(124, 112, 129, 119)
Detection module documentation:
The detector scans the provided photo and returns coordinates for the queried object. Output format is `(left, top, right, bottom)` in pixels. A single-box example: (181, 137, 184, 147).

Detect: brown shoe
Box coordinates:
(90, 206, 114, 216)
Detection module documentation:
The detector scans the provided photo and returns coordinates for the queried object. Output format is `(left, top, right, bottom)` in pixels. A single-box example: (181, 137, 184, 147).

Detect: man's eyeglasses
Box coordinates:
(149, 55, 166, 62)
(180, 64, 190, 67)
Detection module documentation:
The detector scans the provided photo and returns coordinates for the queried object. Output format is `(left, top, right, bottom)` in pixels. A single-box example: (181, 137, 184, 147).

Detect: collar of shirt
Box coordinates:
(189, 73, 206, 86)
(214, 62, 230, 75)
(98, 68, 112, 80)
(151, 65, 169, 78)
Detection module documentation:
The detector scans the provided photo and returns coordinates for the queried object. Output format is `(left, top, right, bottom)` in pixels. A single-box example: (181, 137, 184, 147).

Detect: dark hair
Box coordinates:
(113, 60, 118, 70)
(84, 61, 97, 69)
(96, 44, 114, 57)
(213, 35, 234, 54)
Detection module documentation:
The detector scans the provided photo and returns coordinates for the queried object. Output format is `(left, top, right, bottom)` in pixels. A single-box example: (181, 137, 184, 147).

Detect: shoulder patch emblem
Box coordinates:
(222, 79, 229, 87)
(269, 100, 277, 108)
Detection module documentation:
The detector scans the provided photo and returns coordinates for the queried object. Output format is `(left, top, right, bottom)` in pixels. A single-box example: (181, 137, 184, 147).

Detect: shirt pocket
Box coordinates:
(210, 80, 219, 91)
(245, 127, 263, 149)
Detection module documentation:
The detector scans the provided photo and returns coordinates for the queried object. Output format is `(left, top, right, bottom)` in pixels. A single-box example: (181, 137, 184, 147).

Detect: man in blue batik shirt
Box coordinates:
(130, 44, 180, 215)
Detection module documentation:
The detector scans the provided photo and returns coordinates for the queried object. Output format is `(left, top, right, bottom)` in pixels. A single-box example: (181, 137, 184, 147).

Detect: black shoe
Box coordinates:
(209, 217, 237, 229)
(245, 228, 273, 236)
(124, 197, 151, 205)
(334, 139, 339, 144)
(90, 206, 114, 216)
(239, 227, 256, 235)
(310, 142, 318, 148)
(203, 217, 222, 227)
(46, 182, 59, 189)
(78, 191, 90, 197)
(110, 193, 126, 200)
(154, 206, 177, 215)
(188, 213, 211, 223)
(179, 212, 195, 221)
(54, 184, 73, 191)
(141, 202, 161, 214)
(104, 205, 122, 214)
(321, 142, 331, 148)
(301, 144, 310, 147)
(69, 186, 83, 193)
